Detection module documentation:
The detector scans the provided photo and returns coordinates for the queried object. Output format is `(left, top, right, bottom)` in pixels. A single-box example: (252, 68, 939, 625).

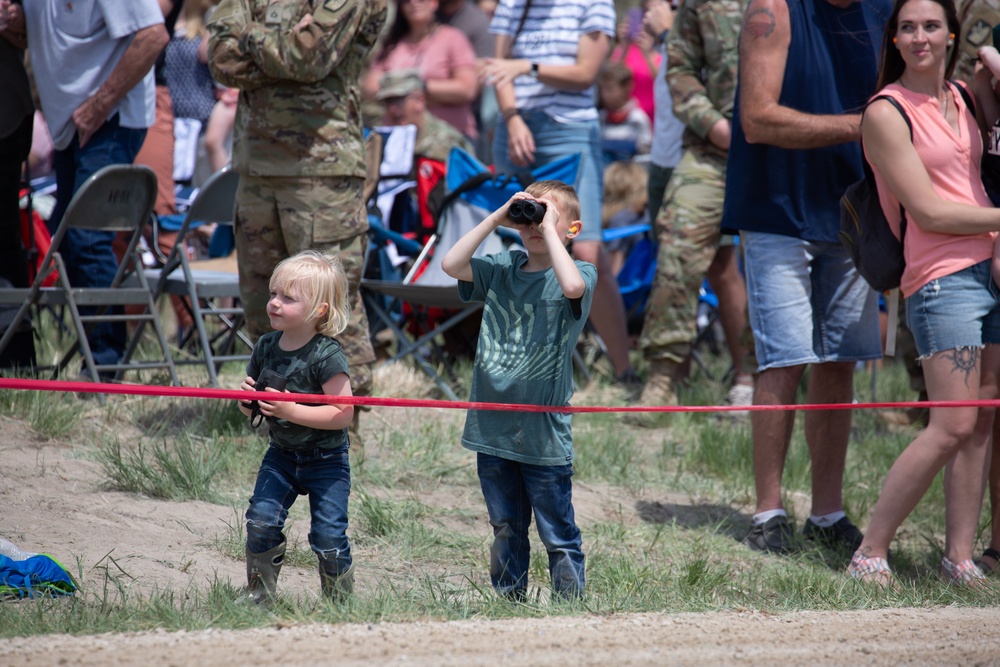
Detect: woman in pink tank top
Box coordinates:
(847, 0, 1000, 588)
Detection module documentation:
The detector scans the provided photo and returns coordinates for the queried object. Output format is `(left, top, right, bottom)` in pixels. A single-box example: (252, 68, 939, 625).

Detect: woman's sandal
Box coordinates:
(847, 551, 895, 587)
(940, 556, 989, 588)
(974, 547, 1000, 576)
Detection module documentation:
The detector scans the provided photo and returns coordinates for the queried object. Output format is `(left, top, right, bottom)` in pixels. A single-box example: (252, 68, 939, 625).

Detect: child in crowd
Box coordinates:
(602, 160, 650, 276)
(441, 180, 597, 601)
(237, 250, 356, 604)
(598, 61, 653, 165)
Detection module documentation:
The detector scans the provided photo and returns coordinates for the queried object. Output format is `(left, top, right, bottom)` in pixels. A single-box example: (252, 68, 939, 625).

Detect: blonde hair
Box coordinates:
(183, 0, 218, 40)
(602, 161, 648, 226)
(524, 180, 581, 223)
(269, 251, 351, 338)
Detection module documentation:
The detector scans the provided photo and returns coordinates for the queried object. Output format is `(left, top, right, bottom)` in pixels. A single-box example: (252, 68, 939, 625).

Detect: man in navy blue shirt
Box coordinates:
(721, 0, 890, 556)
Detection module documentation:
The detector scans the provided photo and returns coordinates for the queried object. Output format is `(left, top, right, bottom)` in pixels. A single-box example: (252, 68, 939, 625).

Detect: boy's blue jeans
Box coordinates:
(476, 453, 585, 599)
(246, 444, 352, 575)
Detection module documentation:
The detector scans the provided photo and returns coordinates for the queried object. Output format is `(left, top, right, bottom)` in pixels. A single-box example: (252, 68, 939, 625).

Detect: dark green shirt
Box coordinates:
(246, 332, 350, 450)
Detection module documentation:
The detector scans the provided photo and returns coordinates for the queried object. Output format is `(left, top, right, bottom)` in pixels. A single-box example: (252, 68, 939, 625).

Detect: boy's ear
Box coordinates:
(314, 302, 330, 318)
(568, 221, 583, 239)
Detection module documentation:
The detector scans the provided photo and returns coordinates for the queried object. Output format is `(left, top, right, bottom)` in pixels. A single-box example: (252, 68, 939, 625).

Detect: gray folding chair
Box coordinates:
(138, 166, 246, 386)
(0, 164, 178, 389)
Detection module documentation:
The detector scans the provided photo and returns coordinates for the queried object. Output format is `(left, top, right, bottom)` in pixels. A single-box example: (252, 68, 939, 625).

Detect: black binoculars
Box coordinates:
(242, 368, 288, 427)
(507, 199, 546, 224)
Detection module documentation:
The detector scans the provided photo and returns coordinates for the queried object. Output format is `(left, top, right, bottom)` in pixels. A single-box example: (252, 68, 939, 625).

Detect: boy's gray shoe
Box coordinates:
(743, 515, 796, 555)
(802, 516, 863, 554)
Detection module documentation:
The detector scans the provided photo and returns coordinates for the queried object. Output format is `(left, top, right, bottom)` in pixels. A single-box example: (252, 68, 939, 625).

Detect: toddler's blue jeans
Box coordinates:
(246, 443, 352, 575)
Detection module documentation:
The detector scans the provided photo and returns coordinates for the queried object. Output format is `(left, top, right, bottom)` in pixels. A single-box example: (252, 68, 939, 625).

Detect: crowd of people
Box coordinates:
(2, 0, 1000, 602)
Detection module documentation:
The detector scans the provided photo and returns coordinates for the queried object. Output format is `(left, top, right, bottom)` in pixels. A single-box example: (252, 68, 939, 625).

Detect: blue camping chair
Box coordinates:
(605, 220, 656, 334)
(601, 220, 736, 382)
(443, 147, 584, 220)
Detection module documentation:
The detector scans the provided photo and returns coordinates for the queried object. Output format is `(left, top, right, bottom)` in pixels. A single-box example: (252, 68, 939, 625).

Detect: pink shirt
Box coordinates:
(372, 24, 478, 139)
(868, 82, 995, 298)
(611, 44, 660, 124)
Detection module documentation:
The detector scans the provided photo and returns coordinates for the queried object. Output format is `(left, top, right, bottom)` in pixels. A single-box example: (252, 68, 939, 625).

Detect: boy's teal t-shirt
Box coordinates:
(457, 250, 597, 466)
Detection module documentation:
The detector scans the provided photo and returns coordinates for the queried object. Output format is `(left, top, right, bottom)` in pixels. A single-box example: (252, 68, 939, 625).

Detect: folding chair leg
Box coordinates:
(59, 299, 106, 402)
(189, 298, 220, 386)
(363, 293, 461, 401)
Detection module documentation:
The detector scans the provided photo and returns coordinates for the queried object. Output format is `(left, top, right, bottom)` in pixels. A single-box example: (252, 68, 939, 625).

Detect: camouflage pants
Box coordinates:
(234, 175, 375, 396)
(639, 147, 732, 363)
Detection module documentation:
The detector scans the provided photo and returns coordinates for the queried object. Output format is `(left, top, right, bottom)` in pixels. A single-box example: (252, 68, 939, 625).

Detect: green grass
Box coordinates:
(1, 350, 997, 637)
(0, 385, 81, 439)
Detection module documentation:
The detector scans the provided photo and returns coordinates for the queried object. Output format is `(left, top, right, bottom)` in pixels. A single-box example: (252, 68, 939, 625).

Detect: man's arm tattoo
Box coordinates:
(744, 7, 776, 39)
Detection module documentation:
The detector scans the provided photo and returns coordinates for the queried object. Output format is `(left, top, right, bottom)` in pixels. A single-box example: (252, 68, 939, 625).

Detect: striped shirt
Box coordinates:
(490, 0, 615, 123)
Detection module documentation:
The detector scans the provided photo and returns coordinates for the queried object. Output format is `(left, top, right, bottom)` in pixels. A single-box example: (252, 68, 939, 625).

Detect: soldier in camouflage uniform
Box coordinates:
(634, 0, 748, 412)
(207, 0, 386, 407)
(956, 0, 1000, 85)
(376, 68, 475, 166)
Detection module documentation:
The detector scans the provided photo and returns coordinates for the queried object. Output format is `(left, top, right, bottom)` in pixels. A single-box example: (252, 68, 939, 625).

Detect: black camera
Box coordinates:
(508, 199, 546, 225)
(242, 368, 288, 418)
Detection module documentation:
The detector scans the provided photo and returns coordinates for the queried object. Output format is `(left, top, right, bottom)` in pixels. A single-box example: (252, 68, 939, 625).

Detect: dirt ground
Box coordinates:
(2, 406, 1000, 667)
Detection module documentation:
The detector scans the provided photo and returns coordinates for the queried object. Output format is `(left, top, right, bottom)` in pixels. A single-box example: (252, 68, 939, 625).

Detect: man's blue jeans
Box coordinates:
(477, 453, 585, 599)
(245, 444, 353, 575)
(50, 116, 146, 370)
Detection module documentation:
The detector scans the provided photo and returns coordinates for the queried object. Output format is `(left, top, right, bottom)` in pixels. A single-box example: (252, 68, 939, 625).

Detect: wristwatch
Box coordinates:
(528, 62, 539, 79)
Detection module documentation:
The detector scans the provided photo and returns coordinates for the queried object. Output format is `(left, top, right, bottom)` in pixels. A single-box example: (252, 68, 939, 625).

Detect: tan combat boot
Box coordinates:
(626, 359, 679, 427)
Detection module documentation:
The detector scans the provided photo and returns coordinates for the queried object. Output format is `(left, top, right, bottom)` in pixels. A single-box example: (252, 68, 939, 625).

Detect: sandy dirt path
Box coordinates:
(3, 607, 999, 666)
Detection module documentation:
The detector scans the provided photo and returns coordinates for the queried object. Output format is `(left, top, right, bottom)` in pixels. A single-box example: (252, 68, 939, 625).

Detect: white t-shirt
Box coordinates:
(490, 0, 615, 124)
(24, 0, 163, 150)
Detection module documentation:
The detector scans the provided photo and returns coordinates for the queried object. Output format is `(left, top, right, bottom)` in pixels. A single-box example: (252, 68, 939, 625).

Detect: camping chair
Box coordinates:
(361, 204, 493, 401)
(362, 147, 584, 398)
(578, 218, 731, 383)
(135, 166, 244, 386)
(606, 220, 656, 336)
(361, 128, 466, 399)
(0, 164, 178, 389)
(361, 124, 442, 341)
(371, 124, 420, 238)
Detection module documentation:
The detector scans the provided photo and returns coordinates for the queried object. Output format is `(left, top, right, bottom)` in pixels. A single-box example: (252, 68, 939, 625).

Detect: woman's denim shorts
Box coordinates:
(906, 260, 1000, 358)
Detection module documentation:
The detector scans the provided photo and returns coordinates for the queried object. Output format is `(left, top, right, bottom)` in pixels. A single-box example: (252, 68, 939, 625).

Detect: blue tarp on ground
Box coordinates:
(0, 554, 76, 599)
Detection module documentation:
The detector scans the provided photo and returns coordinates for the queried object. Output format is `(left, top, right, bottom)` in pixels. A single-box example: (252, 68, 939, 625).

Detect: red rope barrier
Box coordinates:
(2, 377, 999, 414)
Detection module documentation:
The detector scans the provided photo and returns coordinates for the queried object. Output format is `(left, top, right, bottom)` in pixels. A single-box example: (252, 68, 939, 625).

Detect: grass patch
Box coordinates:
(0, 385, 80, 439)
(96, 434, 231, 502)
(2, 353, 998, 638)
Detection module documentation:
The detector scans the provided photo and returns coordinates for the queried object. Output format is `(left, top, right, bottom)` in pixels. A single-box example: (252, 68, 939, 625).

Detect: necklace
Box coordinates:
(898, 78, 948, 117)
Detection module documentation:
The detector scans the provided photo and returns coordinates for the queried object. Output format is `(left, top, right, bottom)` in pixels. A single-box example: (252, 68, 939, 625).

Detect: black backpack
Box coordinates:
(840, 82, 982, 293)
(839, 95, 910, 293)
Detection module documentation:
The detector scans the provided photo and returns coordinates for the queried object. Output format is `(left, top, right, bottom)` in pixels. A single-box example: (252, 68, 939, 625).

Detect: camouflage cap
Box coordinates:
(376, 68, 424, 100)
